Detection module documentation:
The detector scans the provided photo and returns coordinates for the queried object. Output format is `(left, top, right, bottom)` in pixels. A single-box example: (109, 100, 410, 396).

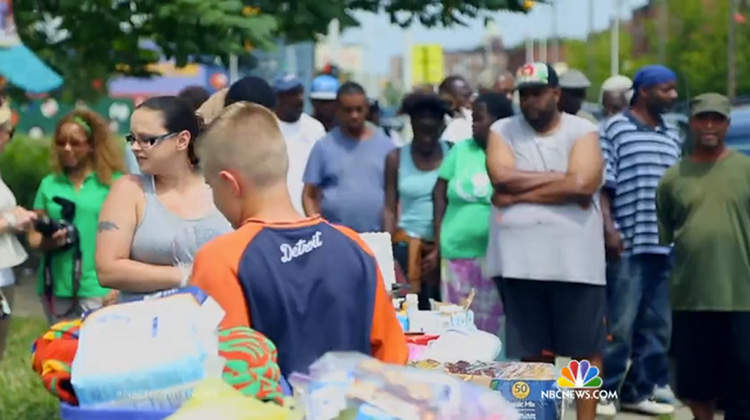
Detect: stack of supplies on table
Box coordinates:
(289, 352, 519, 420)
(30, 286, 285, 411)
(410, 360, 560, 420)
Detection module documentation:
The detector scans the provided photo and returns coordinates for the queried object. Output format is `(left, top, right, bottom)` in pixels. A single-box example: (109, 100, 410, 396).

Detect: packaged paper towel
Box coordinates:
(71, 287, 225, 410)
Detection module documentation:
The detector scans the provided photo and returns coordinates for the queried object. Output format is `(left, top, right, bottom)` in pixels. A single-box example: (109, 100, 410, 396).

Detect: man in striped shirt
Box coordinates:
(598, 65, 681, 417)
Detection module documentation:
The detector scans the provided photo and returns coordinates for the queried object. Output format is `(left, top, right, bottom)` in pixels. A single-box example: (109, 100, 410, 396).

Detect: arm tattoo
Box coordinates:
(98, 221, 120, 232)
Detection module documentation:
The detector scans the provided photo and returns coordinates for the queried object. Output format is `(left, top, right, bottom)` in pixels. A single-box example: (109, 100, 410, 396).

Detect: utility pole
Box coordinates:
(403, 28, 413, 91)
(525, 36, 534, 62)
(728, 0, 738, 101)
(610, 0, 621, 76)
(551, 1, 559, 64)
(587, 0, 595, 76)
(657, 0, 668, 64)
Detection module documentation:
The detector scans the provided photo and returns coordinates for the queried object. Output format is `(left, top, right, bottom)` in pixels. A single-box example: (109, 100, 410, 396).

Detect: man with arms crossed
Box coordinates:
(486, 62, 605, 420)
(656, 93, 750, 420)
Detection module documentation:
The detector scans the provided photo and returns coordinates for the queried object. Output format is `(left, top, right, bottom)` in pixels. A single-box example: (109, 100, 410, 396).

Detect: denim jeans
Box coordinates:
(603, 253, 672, 403)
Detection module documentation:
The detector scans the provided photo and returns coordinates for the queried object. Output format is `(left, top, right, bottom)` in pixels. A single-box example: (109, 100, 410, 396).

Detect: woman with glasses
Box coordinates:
(27, 109, 125, 324)
(95, 96, 231, 301)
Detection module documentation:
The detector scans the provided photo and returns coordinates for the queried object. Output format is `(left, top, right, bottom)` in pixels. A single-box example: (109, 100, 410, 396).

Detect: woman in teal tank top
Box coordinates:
(384, 93, 451, 309)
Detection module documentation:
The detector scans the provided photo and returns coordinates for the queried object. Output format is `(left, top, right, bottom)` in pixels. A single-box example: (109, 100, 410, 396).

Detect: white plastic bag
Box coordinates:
(71, 288, 224, 410)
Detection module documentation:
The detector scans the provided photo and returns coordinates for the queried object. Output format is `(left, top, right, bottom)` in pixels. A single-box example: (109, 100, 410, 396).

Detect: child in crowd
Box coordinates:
(190, 102, 408, 377)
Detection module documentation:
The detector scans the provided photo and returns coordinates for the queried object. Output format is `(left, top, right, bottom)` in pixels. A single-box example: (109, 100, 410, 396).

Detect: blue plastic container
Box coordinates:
(60, 377, 292, 419)
(60, 404, 174, 420)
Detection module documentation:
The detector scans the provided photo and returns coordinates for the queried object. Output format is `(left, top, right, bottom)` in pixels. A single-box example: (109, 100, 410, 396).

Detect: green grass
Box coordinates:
(0, 316, 61, 420)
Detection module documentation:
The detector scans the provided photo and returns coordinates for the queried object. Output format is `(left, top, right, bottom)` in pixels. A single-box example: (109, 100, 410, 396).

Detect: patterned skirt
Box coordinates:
(441, 258, 504, 339)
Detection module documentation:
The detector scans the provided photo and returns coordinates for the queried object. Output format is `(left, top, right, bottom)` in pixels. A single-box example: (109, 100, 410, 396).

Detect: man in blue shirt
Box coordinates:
(302, 82, 395, 232)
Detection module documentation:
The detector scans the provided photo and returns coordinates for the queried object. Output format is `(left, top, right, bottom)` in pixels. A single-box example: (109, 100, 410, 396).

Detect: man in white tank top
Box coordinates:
(485, 62, 605, 420)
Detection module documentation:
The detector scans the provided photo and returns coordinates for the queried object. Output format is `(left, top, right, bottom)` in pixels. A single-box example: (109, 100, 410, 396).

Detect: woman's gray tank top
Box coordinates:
(123, 175, 232, 300)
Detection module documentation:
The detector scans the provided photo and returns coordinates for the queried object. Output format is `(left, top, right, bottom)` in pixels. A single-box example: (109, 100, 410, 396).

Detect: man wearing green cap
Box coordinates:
(656, 93, 750, 420)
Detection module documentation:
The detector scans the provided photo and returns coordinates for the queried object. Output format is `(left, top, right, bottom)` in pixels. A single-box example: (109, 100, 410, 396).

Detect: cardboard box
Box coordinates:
(410, 361, 562, 420)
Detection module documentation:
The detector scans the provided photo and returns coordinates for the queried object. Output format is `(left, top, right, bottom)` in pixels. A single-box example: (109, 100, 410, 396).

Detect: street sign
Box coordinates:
(411, 44, 444, 86)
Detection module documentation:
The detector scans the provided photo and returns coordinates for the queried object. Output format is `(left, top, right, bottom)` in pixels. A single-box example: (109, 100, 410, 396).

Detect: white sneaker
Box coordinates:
(621, 399, 675, 416)
(653, 385, 678, 405)
(596, 398, 617, 417)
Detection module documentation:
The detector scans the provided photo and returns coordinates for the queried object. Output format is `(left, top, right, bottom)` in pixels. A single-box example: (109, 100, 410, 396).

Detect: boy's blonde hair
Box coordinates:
(197, 102, 288, 188)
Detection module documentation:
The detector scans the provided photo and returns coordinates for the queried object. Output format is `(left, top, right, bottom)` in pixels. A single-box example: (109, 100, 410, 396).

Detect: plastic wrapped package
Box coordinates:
(70, 287, 224, 410)
(290, 352, 519, 420)
(164, 375, 300, 420)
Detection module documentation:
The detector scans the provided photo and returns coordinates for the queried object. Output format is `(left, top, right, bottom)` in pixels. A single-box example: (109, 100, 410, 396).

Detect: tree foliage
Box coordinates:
(14, 0, 542, 100)
(565, 0, 750, 101)
(564, 30, 650, 102)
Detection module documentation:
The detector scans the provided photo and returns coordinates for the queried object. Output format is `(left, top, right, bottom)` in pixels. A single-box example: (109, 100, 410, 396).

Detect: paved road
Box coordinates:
(10, 275, 710, 419)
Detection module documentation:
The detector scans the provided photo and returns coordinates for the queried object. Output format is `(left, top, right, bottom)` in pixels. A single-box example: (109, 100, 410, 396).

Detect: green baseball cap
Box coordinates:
(515, 62, 559, 90)
(690, 93, 731, 118)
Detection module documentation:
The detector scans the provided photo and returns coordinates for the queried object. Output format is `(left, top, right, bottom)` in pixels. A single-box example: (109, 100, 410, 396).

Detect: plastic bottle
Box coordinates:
(404, 294, 419, 313)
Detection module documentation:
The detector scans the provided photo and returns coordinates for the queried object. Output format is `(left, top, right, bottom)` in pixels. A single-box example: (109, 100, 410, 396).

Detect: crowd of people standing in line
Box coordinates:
(0, 61, 748, 420)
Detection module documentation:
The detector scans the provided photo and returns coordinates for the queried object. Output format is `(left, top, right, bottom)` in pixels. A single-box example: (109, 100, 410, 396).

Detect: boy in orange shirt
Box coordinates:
(190, 102, 408, 376)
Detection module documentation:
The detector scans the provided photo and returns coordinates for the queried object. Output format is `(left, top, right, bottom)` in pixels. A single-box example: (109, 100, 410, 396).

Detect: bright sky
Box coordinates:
(342, 0, 649, 74)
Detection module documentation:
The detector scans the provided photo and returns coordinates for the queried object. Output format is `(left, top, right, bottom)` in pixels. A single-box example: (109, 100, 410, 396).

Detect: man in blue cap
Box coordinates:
(272, 73, 326, 214)
(309, 74, 339, 132)
(598, 64, 681, 416)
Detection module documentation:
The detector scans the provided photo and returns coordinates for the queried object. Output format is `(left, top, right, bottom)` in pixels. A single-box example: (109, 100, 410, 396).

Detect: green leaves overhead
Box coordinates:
(13, 0, 542, 100)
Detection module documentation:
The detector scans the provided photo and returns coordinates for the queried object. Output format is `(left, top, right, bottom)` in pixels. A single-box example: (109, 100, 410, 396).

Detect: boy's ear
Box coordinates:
(218, 170, 242, 197)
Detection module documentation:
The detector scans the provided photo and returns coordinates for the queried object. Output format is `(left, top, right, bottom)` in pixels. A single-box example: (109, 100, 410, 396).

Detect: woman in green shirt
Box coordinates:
(433, 93, 513, 337)
(28, 110, 125, 324)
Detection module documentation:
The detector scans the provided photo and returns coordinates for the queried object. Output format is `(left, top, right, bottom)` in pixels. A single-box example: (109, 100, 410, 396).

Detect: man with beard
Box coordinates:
(598, 65, 680, 417)
(558, 69, 598, 124)
(273, 74, 326, 214)
(439, 75, 474, 143)
(486, 62, 605, 420)
(657, 93, 750, 420)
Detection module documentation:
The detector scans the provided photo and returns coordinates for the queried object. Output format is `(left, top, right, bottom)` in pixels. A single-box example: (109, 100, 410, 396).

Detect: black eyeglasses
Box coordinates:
(125, 132, 177, 147)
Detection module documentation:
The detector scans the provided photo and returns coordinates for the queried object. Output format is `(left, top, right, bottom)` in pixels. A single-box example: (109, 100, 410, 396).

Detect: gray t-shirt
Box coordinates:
(303, 126, 395, 232)
(486, 113, 606, 285)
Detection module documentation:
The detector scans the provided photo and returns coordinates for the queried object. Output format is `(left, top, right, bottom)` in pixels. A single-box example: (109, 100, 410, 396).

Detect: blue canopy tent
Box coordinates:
(0, 0, 62, 93)
(0, 44, 62, 93)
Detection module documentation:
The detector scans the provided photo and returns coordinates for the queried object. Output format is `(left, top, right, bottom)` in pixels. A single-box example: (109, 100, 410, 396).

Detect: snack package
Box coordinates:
(165, 376, 299, 420)
(410, 360, 561, 420)
(291, 352, 519, 420)
(71, 287, 224, 409)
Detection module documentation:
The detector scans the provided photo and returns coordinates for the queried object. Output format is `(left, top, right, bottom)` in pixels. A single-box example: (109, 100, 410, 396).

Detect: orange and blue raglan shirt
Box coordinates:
(190, 216, 408, 376)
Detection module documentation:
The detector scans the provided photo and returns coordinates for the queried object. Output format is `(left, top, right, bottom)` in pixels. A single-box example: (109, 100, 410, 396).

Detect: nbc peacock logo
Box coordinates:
(557, 360, 602, 388)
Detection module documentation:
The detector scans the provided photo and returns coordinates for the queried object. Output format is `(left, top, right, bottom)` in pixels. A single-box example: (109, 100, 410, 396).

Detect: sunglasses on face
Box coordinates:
(125, 132, 177, 147)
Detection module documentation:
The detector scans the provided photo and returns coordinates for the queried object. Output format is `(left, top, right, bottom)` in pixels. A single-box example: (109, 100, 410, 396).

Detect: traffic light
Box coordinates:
(242, 6, 260, 51)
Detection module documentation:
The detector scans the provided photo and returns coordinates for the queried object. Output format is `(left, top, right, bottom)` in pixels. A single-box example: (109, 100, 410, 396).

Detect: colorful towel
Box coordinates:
(30, 319, 81, 405)
(218, 327, 284, 404)
(30, 323, 284, 406)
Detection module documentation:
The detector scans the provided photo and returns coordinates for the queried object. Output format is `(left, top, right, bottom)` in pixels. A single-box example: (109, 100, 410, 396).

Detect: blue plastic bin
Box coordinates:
(60, 377, 292, 419)
(60, 404, 174, 420)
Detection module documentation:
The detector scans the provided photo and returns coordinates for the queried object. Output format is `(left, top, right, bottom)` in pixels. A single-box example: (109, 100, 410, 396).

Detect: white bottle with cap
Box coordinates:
(404, 294, 419, 313)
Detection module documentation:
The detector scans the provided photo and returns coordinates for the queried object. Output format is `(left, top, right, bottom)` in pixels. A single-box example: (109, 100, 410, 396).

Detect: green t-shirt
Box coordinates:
(33, 172, 121, 298)
(656, 151, 750, 311)
(437, 139, 492, 259)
